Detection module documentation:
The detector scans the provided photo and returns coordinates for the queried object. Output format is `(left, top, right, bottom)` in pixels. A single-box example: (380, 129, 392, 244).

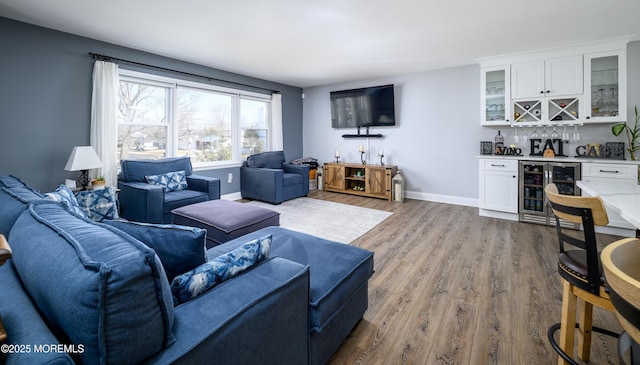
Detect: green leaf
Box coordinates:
(612, 123, 626, 136)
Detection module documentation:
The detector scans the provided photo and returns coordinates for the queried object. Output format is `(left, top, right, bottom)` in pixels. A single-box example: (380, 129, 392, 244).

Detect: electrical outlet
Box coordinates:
(228, 173, 233, 183)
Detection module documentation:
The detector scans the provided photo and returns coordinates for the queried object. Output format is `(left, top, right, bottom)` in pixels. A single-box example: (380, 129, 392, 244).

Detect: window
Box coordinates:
(116, 70, 272, 169)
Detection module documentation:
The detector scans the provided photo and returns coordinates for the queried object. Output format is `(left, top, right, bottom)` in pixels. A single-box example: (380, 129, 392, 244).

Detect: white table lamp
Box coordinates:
(64, 146, 103, 190)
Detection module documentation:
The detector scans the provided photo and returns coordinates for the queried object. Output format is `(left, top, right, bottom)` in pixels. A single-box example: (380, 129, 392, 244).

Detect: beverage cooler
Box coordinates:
(519, 161, 581, 227)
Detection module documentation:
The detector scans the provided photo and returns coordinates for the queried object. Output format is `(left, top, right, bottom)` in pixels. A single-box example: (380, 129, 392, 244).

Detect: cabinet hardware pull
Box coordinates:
(599, 169, 620, 173)
(540, 91, 544, 94)
(491, 164, 505, 167)
(546, 90, 550, 94)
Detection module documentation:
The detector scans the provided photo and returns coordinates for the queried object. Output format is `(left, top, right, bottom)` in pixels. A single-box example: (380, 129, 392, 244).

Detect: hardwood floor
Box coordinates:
(306, 190, 625, 365)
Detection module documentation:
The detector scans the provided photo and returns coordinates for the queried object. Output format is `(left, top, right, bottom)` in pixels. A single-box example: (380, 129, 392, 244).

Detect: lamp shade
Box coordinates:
(64, 146, 103, 171)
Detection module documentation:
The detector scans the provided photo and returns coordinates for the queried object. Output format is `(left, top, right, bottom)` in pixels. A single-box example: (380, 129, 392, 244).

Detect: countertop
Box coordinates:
(477, 155, 640, 165)
(578, 179, 640, 230)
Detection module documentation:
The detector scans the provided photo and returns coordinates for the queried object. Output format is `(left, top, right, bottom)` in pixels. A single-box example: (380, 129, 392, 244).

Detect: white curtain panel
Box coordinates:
(271, 93, 283, 151)
(90, 60, 120, 187)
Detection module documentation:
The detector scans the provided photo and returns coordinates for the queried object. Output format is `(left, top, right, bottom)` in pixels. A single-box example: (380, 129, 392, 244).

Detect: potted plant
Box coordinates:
(612, 105, 640, 161)
(91, 176, 106, 190)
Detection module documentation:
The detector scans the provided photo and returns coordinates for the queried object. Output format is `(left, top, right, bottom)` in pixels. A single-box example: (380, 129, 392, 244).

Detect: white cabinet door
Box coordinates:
(511, 61, 545, 99)
(481, 65, 511, 126)
(545, 55, 583, 96)
(479, 160, 518, 213)
(583, 50, 627, 124)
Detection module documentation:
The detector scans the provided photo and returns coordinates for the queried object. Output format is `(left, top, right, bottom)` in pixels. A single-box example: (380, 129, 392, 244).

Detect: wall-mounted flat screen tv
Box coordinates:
(330, 84, 395, 129)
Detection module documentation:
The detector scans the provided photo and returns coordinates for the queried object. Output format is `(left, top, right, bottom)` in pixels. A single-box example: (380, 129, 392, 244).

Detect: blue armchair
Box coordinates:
(118, 156, 220, 223)
(241, 151, 309, 204)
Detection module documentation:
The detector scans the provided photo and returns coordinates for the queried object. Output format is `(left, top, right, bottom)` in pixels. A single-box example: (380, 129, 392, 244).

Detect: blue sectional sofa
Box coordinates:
(0, 175, 374, 365)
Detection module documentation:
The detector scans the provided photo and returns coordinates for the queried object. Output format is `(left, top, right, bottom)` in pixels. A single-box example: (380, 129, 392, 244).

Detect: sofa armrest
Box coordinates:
(186, 175, 220, 201)
(143, 257, 310, 365)
(240, 167, 284, 203)
(0, 261, 74, 364)
(117, 181, 165, 223)
(283, 163, 309, 177)
(283, 163, 310, 194)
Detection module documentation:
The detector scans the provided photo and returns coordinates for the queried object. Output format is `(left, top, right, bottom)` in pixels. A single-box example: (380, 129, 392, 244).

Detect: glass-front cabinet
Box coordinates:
(481, 65, 510, 126)
(584, 50, 627, 123)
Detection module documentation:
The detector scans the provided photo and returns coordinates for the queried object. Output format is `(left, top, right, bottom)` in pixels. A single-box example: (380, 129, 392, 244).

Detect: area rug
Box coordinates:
(245, 198, 393, 243)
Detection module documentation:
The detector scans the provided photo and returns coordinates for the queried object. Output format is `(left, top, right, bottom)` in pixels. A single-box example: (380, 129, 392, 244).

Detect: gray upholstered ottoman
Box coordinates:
(207, 226, 374, 365)
(171, 200, 280, 248)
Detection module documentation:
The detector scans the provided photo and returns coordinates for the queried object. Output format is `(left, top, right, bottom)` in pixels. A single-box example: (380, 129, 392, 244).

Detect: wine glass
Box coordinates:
(562, 126, 570, 142)
(521, 126, 529, 145)
(531, 126, 538, 139)
(541, 125, 549, 138)
(551, 126, 558, 139)
(571, 125, 581, 142)
(513, 127, 519, 144)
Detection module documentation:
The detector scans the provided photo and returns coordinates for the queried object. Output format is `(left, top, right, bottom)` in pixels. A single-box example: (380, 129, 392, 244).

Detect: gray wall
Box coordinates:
(0, 17, 303, 193)
(302, 41, 640, 205)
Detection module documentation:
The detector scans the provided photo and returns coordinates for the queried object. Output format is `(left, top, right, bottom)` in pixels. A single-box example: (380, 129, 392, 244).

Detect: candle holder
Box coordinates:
(335, 156, 340, 163)
(360, 151, 366, 165)
(378, 152, 385, 166)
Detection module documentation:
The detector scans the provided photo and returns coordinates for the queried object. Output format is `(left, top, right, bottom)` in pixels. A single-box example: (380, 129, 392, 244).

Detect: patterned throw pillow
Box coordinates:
(171, 234, 272, 305)
(145, 170, 188, 192)
(75, 186, 120, 221)
(45, 185, 87, 218)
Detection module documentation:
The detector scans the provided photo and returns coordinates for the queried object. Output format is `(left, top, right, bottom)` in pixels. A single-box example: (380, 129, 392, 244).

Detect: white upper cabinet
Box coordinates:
(481, 65, 511, 126)
(478, 38, 630, 126)
(511, 61, 545, 99)
(512, 55, 583, 99)
(583, 50, 627, 124)
(545, 56, 584, 96)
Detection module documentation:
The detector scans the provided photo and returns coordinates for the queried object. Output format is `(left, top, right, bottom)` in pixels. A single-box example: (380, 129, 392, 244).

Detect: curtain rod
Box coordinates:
(89, 52, 280, 94)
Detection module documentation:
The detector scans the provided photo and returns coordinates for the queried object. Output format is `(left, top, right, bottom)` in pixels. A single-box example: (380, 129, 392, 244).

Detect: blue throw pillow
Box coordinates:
(45, 184, 87, 218)
(145, 170, 188, 192)
(75, 187, 119, 221)
(102, 220, 207, 282)
(171, 234, 271, 305)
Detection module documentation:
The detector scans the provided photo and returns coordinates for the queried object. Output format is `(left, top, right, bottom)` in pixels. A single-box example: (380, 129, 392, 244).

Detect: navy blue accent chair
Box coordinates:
(118, 157, 220, 223)
(241, 151, 309, 204)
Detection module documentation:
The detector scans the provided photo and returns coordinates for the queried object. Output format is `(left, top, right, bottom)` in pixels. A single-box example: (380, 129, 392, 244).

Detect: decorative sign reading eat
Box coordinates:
(529, 139, 567, 157)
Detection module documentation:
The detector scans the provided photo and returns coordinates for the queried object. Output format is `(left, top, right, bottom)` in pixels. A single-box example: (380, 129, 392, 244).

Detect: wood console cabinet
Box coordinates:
(323, 163, 397, 201)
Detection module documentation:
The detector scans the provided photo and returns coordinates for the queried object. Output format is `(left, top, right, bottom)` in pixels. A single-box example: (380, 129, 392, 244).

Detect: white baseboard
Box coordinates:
(406, 190, 478, 208)
(222, 192, 242, 201)
(478, 208, 519, 221)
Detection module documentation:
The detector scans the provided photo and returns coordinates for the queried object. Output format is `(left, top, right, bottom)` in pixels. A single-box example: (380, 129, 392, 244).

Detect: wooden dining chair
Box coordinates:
(601, 237, 640, 364)
(545, 183, 617, 365)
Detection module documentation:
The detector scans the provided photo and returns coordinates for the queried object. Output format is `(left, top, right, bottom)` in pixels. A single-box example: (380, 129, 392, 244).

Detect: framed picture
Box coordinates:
(480, 141, 493, 155)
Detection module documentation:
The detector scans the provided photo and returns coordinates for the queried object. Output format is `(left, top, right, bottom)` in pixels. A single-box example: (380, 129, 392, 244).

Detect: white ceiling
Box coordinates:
(1, 0, 639, 88)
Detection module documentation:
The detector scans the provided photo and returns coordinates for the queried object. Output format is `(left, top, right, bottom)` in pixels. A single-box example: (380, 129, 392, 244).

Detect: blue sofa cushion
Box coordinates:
(0, 174, 29, 188)
(75, 186, 120, 221)
(0, 186, 47, 236)
(102, 220, 207, 282)
(245, 151, 286, 169)
(171, 234, 272, 305)
(163, 189, 210, 213)
(45, 184, 87, 218)
(10, 201, 175, 364)
(120, 156, 193, 183)
(146, 170, 188, 192)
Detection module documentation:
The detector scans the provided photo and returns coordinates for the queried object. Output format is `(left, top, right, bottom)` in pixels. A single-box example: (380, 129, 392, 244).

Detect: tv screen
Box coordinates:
(331, 84, 395, 129)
